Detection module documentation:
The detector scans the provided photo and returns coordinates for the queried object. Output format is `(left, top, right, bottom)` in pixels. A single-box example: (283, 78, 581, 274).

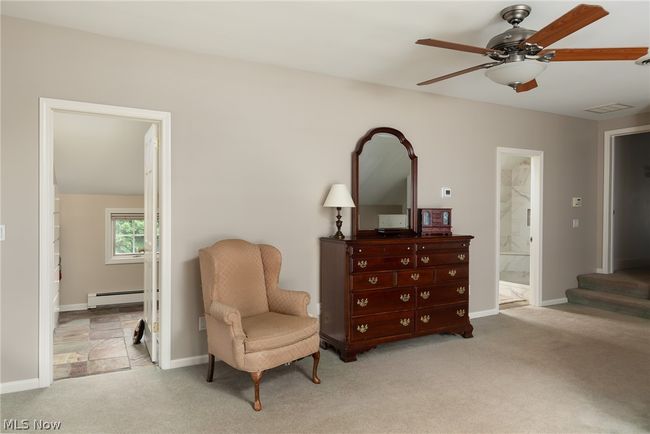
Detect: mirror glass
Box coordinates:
(358, 133, 412, 231)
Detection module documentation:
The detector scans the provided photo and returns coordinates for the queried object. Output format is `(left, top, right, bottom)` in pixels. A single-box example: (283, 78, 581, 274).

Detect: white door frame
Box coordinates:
(39, 98, 172, 387)
(601, 124, 650, 273)
(495, 147, 544, 309)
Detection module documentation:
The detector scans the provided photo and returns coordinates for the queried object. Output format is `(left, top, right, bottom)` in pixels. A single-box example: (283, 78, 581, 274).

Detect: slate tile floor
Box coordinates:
(54, 305, 153, 380)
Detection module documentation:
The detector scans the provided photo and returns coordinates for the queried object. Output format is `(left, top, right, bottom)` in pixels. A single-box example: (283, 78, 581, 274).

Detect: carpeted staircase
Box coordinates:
(566, 268, 650, 319)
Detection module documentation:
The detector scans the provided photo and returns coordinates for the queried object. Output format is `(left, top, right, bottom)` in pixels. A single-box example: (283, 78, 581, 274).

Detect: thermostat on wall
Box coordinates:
(572, 197, 583, 207)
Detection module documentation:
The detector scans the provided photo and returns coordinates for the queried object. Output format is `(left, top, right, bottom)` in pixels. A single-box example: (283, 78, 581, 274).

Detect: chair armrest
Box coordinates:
(268, 288, 310, 317)
(207, 300, 245, 341)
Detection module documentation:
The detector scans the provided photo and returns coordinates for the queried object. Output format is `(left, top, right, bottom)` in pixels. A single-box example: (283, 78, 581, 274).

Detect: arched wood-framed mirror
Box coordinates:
(352, 127, 418, 238)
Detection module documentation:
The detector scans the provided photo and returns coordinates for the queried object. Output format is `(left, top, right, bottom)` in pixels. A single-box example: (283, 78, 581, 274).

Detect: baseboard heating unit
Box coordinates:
(87, 289, 144, 308)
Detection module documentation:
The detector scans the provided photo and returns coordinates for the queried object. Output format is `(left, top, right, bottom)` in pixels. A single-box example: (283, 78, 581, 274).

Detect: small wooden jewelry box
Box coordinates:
(418, 208, 452, 236)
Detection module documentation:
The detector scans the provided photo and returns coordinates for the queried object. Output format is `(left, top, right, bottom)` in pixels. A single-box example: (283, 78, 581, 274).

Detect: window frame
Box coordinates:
(105, 208, 146, 265)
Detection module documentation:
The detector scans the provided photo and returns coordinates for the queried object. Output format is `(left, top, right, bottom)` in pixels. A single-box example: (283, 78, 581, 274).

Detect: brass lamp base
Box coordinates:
(331, 207, 345, 240)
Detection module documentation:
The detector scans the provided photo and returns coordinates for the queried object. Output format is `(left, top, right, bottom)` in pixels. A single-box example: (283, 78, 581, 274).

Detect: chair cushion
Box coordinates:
(241, 312, 318, 353)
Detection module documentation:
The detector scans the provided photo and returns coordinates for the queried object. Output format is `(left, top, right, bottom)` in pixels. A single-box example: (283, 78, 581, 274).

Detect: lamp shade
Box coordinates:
(485, 61, 547, 86)
(323, 184, 355, 208)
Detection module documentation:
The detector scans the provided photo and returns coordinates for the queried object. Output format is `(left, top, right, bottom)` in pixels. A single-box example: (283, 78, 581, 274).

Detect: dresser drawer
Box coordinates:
(418, 251, 468, 267)
(351, 271, 393, 290)
(418, 241, 469, 252)
(416, 283, 468, 307)
(436, 264, 469, 283)
(351, 288, 415, 317)
(415, 304, 468, 333)
(351, 244, 415, 257)
(396, 269, 434, 287)
(351, 255, 415, 273)
(351, 311, 414, 342)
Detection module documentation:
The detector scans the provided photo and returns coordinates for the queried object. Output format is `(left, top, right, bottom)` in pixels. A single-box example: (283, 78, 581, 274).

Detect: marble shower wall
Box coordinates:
(500, 156, 531, 284)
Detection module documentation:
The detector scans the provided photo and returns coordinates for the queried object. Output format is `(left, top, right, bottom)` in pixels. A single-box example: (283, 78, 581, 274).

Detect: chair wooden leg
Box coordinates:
(311, 351, 321, 384)
(206, 354, 215, 383)
(250, 371, 264, 411)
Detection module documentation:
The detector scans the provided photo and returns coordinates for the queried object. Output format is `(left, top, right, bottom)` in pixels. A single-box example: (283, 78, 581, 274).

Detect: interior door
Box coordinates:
(143, 123, 159, 363)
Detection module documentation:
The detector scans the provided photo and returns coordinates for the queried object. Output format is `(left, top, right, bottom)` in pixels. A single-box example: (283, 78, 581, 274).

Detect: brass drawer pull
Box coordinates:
(356, 298, 368, 307)
(357, 324, 368, 333)
(420, 315, 430, 323)
(400, 258, 410, 265)
(420, 291, 430, 300)
(368, 276, 378, 285)
(457, 253, 466, 261)
(456, 286, 466, 295)
(456, 309, 466, 317)
(411, 273, 420, 281)
(400, 318, 410, 327)
(400, 293, 410, 302)
(357, 260, 367, 269)
(448, 269, 457, 277)
(420, 256, 430, 264)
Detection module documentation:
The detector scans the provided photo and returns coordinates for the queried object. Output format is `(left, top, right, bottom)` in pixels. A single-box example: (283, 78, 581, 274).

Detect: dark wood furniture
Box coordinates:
(320, 235, 473, 362)
(418, 208, 453, 236)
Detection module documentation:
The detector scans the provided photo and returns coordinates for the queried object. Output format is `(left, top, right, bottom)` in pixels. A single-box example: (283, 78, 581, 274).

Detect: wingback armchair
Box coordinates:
(198, 239, 321, 411)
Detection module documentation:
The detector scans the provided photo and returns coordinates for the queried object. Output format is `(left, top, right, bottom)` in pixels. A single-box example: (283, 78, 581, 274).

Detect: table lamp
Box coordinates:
(323, 184, 355, 240)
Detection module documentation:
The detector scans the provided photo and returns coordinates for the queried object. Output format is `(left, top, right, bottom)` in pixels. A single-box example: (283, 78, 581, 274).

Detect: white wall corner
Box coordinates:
(169, 354, 209, 369)
(0, 378, 41, 394)
(541, 297, 568, 307)
(469, 308, 500, 319)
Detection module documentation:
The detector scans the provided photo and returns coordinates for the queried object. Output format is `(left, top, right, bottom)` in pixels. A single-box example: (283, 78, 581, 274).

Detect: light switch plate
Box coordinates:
(441, 187, 452, 198)
(198, 316, 206, 331)
(0, 225, 4, 241)
(572, 219, 580, 228)
(572, 197, 583, 207)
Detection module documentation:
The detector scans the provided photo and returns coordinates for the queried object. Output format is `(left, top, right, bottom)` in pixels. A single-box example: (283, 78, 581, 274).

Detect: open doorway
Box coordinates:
(496, 148, 543, 310)
(602, 126, 650, 273)
(52, 112, 153, 379)
(39, 99, 171, 387)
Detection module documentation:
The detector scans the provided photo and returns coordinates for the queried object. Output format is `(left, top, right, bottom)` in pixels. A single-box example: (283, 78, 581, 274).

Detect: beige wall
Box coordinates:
(595, 112, 650, 269)
(59, 194, 144, 306)
(1, 17, 599, 383)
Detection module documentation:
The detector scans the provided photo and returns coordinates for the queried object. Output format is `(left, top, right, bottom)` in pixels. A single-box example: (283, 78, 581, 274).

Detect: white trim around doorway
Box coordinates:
(38, 98, 172, 389)
(495, 147, 544, 310)
(601, 124, 650, 274)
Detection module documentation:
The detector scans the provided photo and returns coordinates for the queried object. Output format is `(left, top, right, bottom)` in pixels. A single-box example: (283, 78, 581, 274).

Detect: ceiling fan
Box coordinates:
(415, 3, 649, 93)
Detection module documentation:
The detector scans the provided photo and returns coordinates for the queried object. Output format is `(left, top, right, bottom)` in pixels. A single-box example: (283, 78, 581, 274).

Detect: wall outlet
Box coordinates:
(572, 197, 583, 207)
(0, 225, 4, 241)
(572, 218, 580, 228)
(198, 316, 206, 331)
(441, 187, 452, 198)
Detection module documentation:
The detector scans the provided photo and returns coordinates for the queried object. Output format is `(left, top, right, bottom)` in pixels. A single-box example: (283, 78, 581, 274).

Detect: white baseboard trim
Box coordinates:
(59, 303, 88, 312)
(170, 354, 209, 369)
(469, 308, 499, 319)
(541, 297, 568, 306)
(596, 268, 606, 273)
(0, 378, 41, 394)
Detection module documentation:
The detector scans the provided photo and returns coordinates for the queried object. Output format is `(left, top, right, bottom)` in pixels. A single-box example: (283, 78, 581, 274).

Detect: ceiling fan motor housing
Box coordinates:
(486, 27, 537, 58)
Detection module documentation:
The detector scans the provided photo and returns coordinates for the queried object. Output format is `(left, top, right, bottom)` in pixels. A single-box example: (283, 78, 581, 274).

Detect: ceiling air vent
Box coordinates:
(584, 103, 634, 114)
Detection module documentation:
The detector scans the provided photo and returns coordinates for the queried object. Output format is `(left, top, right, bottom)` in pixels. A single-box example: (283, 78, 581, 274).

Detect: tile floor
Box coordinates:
(54, 304, 153, 380)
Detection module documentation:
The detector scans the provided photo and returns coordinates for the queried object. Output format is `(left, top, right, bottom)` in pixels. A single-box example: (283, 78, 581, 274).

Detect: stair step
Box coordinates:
(577, 273, 650, 299)
(566, 288, 650, 319)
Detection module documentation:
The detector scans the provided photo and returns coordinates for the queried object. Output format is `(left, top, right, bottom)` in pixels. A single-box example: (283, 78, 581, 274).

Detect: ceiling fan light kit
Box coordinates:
(415, 3, 649, 93)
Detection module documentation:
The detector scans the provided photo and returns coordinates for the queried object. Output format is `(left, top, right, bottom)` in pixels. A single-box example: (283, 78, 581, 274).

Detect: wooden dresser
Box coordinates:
(319, 235, 473, 362)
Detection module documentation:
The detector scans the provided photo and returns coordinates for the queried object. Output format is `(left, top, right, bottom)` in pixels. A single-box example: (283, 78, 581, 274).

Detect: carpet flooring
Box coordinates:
(2, 304, 649, 433)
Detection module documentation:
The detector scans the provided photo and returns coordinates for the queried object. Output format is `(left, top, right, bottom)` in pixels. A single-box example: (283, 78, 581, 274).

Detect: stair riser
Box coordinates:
(566, 291, 650, 319)
(576, 279, 649, 299)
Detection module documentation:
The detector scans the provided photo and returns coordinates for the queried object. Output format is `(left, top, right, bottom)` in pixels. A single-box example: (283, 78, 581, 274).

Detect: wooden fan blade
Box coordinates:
(542, 47, 649, 61)
(417, 62, 501, 86)
(523, 4, 609, 49)
(516, 79, 538, 93)
(416, 38, 498, 56)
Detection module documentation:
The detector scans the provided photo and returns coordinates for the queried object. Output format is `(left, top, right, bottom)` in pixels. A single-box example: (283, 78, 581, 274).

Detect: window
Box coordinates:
(105, 208, 158, 264)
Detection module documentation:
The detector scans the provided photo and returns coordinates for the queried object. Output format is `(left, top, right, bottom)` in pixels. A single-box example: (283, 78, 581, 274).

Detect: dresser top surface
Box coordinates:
(320, 235, 473, 245)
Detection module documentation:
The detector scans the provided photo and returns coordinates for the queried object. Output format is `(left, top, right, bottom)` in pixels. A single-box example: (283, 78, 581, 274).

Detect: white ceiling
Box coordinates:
(54, 112, 149, 195)
(4, 1, 650, 120)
